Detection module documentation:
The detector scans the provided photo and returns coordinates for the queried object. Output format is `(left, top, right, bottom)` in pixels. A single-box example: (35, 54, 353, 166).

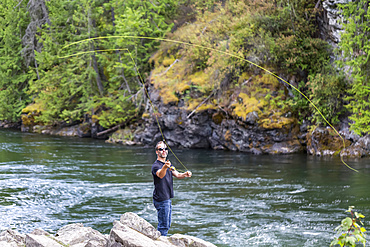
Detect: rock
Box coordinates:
(261, 139, 303, 154)
(307, 126, 351, 156)
(244, 111, 259, 125)
(55, 126, 79, 137)
(168, 234, 217, 247)
(339, 126, 360, 142)
(353, 135, 370, 152)
(0, 229, 25, 247)
(25, 233, 64, 247)
(55, 223, 108, 247)
(106, 128, 136, 145)
(120, 212, 161, 240)
(77, 122, 92, 138)
(341, 134, 370, 158)
(0, 120, 21, 129)
(320, 0, 349, 44)
(133, 80, 305, 154)
(29, 229, 50, 236)
(340, 145, 366, 158)
(108, 221, 159, 247)
(0, 242, 19, 247)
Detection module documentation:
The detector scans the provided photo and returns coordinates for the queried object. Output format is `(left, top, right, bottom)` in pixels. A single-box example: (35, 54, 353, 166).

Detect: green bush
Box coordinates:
(330, 206, 367, 247)
(306, 68, 347, 126)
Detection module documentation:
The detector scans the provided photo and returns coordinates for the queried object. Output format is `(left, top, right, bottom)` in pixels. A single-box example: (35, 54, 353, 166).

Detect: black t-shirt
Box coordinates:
(152, 159, 174, 202)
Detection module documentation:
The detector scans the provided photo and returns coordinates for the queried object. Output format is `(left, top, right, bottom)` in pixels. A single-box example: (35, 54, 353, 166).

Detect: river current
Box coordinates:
(1, 129, 370, 246)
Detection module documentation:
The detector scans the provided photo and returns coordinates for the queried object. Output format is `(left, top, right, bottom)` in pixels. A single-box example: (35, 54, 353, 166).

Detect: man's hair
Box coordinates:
(155, 141, 166, 150)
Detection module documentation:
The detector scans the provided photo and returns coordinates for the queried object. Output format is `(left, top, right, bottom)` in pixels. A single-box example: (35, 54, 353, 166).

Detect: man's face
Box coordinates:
(156, 143, 168, 159)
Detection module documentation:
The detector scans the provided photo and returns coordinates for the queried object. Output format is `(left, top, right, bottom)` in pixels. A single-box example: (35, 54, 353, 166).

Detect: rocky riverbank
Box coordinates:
(0, 212, 217, 247)
(3, 105, 370, 158)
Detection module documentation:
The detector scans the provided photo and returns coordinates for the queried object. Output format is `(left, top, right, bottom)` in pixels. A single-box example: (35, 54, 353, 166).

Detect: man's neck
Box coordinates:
(157, 157, 166, 163)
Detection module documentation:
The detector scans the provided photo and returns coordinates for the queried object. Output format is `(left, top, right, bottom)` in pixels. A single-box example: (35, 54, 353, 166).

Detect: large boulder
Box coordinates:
(168, 234, 217, 247)
(120, 212, 161, 240)
(55, 223, 108, 247)
(0, 229, 25, 247)
(341, 134, 370, 158)
(307, 126, 351, 156)
(108, 221, 161, 247)
(25, 228, 63, 247)
(25, 234, 64, 247)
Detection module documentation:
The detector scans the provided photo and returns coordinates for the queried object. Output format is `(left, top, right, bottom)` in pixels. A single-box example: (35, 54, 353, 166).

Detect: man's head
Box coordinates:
(155, 141, 168, 159)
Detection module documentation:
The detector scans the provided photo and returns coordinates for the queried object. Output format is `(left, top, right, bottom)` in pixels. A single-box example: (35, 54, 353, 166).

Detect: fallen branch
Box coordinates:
(160, 59, 179, 75)
(186, 91, 215, 119)
(97, 117, 134, 137)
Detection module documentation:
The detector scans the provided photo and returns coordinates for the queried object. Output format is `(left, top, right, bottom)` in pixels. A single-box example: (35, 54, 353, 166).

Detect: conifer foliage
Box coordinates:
(0, 0, 34, 121)
(338, 0, 370, 135)
(0, 0, 178, 128)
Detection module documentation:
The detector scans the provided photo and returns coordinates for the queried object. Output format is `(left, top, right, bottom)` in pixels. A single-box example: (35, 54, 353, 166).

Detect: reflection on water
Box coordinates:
(1, 129, 370, 246)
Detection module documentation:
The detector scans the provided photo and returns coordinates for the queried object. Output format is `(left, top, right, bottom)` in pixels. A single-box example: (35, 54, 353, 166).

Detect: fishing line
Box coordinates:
(57, 35, 358, 173)
(57, 43, 189, 172)
(125, 50, 189, 173)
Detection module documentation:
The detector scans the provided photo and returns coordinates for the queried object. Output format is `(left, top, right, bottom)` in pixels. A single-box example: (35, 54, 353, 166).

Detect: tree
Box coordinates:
(0, 0, 34, 122)
(338, 0, 370, 135)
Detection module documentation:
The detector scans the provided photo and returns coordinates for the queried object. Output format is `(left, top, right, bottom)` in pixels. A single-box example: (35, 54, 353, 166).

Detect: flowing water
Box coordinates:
(1, 129, 370, 246)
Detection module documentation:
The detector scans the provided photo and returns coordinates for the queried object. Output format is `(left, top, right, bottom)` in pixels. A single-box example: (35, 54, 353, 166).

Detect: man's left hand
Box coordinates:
(185, 171, 192, 177)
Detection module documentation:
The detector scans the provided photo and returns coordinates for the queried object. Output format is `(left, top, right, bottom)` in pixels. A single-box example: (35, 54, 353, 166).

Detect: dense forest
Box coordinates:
(0, 0, 369, 137)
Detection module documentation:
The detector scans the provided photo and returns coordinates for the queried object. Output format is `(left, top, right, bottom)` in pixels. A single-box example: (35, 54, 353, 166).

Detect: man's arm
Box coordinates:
(156, 161, 172, 179)
(172, 170, 192, 179)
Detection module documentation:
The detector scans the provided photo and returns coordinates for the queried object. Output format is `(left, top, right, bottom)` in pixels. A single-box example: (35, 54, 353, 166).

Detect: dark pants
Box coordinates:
(153, 199, 172, 236)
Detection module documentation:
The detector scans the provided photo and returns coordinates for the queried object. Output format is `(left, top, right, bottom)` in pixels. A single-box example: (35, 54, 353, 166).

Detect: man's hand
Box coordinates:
(184, 171, 192, 177)
(164, 160, 172, 170)
(156, 160, 172, 179)
(173, 170, 192, 179)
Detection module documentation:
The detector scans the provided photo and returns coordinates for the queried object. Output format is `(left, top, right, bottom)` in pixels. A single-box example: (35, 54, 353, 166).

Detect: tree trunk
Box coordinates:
(22, 0, 51, 67)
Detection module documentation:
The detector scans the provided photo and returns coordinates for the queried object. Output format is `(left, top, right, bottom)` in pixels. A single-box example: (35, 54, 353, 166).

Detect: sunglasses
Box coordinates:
(157, 148, 168, 151)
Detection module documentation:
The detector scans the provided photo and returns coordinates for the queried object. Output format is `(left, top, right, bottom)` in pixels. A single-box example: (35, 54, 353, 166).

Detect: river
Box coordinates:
(1, 129, 369, 246)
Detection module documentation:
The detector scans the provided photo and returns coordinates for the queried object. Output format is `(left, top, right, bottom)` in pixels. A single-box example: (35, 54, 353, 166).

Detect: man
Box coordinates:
(151, 141, 192, 236)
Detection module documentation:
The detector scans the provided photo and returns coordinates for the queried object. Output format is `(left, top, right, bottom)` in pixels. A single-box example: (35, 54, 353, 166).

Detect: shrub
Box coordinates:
(330, 206, 367, 247)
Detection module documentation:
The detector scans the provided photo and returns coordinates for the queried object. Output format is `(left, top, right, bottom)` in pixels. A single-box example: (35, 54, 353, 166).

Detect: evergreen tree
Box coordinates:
(338, 0, 370, 135)
(0, 0, 34, 122)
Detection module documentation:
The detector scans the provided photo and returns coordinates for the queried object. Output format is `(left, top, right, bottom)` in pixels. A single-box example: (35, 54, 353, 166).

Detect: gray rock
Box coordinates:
(339, 127, 360, 142)
(341, 134, 370, 157)
(25, 234, 64, 247)
(168, 234, 217, 247)
(120, 212, 161, 240)
(262, 140, 303, 154)
(29, 229, 50, 236)
(307, 126, 350, 156)
(244, 111, 259, 125)
(0, 229, 25, 247)
(108, 222, 159, 247)
(355, 135, 370, 151)
(55, 223, 108, 247)
(340, 146, 366, 158)
(0, 241, 19, 247)
(321, 0, 351, 44)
